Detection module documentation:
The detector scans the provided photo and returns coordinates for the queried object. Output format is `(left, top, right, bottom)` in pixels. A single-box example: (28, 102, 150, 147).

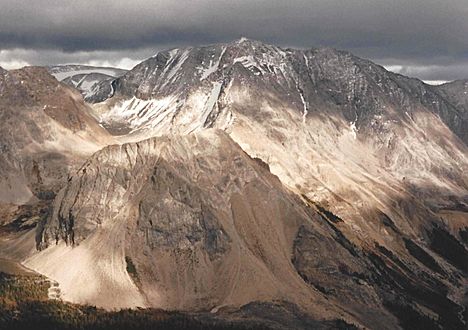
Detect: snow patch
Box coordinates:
(163, 49, 190, 85)
(206, 82, 222, 111)
(350, 121, 357, 140)
(233, 55, 265, 74)
(200, 47, 226, 81)
(303, 53, 309, 68)
(296, 84, 308, 123)
(79, 78, 101, 98)
(104, 96, 178, 130)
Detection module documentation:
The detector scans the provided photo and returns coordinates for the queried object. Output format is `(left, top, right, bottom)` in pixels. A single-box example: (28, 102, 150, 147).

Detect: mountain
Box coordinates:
(27, 129, 464, 328)
(97, 38, 468, 144)
(61, 72, 116, 103)
(48, 64, 127, 81)
(0, 65, 116, 271)
(48, 65, 128, 103)
(1, 40, 468, 329)
(92, 39, 468, 248)
(28, 131, 347, 316)
(435, 80, 468, 143)
(0, 66, 114, 206)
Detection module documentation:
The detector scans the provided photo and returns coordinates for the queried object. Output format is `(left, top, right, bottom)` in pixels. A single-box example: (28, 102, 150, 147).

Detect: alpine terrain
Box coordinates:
(48, 65, 128, 104)
(1, 39, 467, 329)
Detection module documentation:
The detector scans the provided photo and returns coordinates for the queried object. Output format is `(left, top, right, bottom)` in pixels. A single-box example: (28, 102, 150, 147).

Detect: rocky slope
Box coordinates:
(28, 130, 466, 329)
(29, 131, 328, 311)
(435, 80, 468, 143)
(0, 66, 114, 204)
(92, 38, 468, 257)
(2, 39, 468, 329)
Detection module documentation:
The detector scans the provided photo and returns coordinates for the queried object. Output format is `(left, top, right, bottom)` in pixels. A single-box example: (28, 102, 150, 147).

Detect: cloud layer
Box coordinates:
(1, 0, 467, 80)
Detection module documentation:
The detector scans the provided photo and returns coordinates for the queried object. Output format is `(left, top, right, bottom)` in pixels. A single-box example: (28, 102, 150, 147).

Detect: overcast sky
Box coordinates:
(1, 0, 467, 83)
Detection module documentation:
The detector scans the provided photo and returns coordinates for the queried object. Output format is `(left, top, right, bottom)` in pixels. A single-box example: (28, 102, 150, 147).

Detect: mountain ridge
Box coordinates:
(92, 39, 468, 146)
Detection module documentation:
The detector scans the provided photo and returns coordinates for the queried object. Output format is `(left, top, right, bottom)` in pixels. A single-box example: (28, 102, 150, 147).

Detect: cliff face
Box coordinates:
(27, 130, 466, 329)
(29, 131, 334, 313)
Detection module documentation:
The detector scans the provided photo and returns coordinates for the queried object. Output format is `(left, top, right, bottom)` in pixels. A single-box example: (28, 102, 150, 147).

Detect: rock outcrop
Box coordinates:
(28, 130, 467, 328)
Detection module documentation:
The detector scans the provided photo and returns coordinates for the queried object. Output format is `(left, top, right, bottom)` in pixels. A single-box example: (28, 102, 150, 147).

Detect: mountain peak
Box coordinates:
(230, 37, 282, 50)
(97, 38, 468, 146)
(235, 36, 263, 45)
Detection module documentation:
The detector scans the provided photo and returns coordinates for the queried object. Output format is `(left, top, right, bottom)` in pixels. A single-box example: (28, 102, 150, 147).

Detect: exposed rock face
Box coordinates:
(0, 66, 113, 204)
(30, 130, 466, 328)
(30, 131, 334, 313)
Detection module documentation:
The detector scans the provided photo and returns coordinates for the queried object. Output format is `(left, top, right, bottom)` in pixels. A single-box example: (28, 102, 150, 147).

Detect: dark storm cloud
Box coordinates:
(1, 0, 468, 81)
